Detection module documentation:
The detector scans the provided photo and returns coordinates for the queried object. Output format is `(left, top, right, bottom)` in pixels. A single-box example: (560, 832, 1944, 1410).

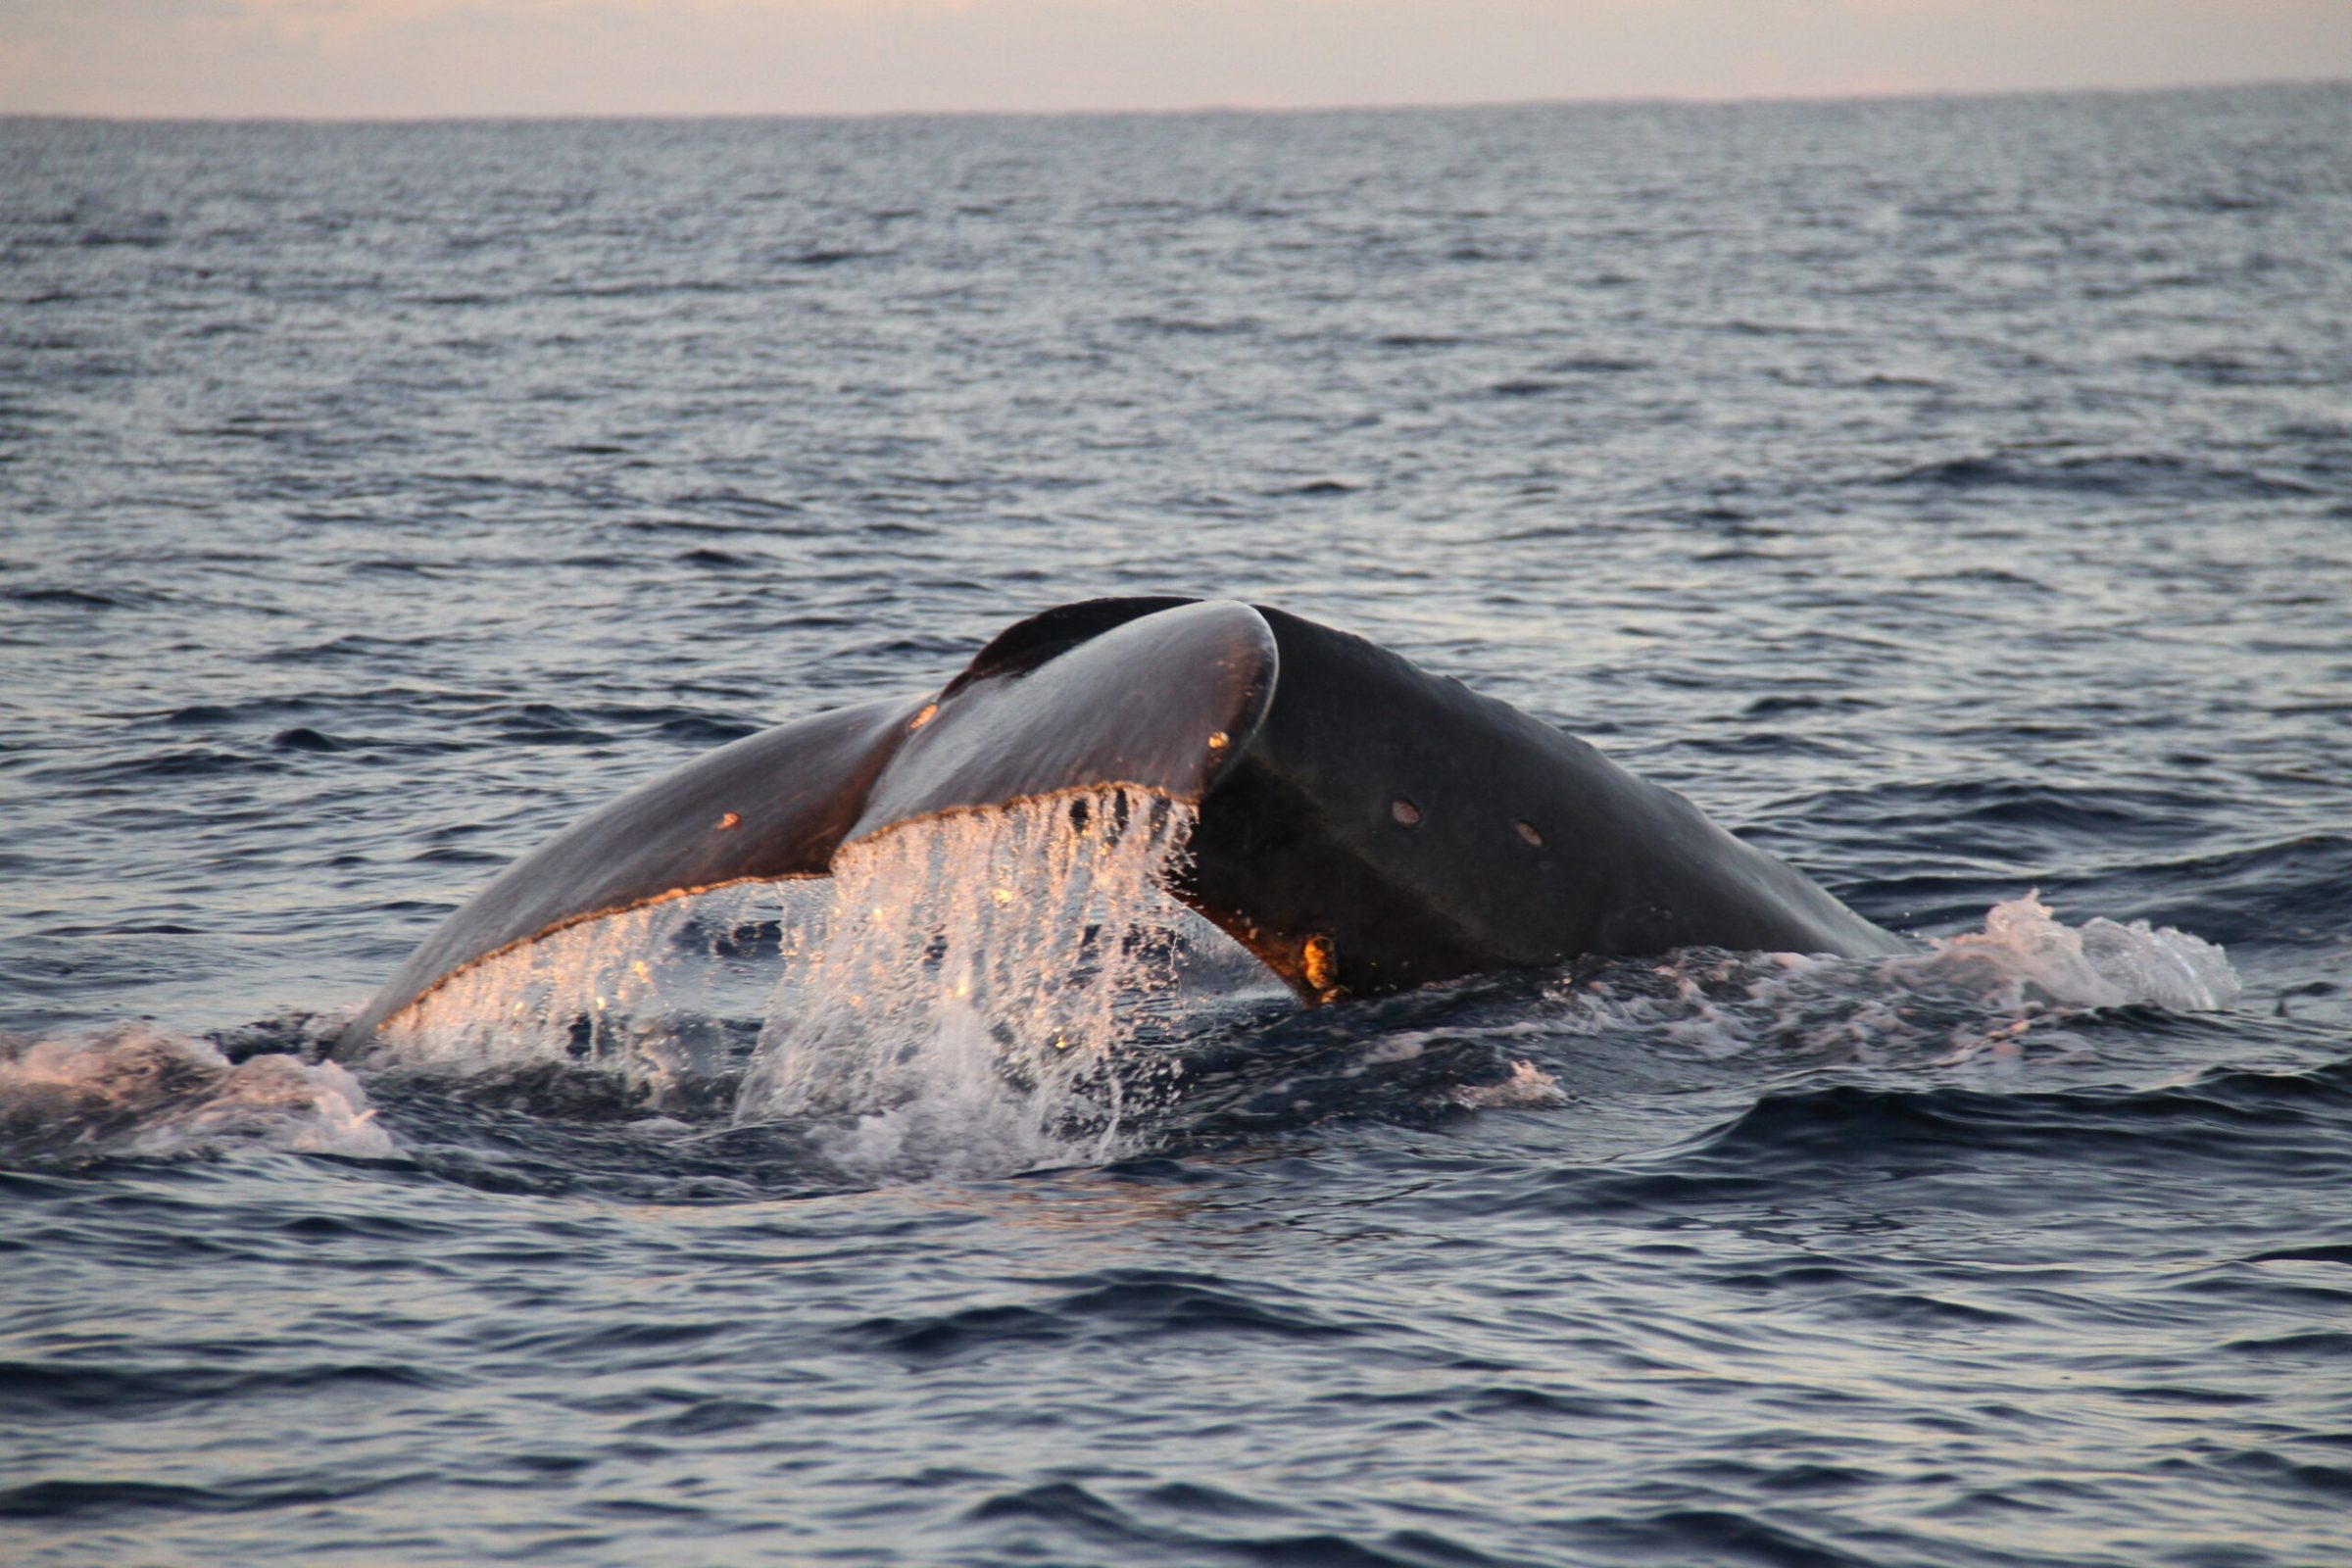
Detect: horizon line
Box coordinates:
(7, 73, 2346, 127)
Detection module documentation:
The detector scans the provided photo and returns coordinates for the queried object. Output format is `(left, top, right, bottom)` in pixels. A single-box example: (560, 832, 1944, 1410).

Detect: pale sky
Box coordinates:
(3, 0, 2348, 119)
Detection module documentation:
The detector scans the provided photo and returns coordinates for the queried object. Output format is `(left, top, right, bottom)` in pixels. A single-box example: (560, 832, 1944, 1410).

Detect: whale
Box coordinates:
(334, 598, 1904, 1054)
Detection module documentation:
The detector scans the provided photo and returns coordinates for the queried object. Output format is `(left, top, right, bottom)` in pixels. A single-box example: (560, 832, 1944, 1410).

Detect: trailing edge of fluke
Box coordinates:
(334, 598, 1903, 1054)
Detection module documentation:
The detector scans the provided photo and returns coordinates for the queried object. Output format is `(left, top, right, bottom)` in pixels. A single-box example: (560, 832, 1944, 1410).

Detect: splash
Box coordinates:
(735, 788, 1203, 1178)
(1926, 892, 2238, 1012)
(0, 1024, 395, 1165)
(1547, 893, 2238, 1066)
(373, 881, 809, 1107)
(371, 787, 1223, 1176)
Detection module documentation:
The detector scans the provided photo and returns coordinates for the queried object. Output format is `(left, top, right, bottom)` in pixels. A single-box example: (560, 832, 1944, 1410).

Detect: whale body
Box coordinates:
(335, 599, 1902, 1054)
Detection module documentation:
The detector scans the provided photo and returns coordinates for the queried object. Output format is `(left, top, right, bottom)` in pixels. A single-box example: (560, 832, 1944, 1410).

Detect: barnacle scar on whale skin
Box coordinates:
(333, 598, 1903, 1055)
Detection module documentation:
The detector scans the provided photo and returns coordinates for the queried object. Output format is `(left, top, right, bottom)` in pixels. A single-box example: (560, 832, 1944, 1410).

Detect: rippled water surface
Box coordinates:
(5, 87, 2351, 1566)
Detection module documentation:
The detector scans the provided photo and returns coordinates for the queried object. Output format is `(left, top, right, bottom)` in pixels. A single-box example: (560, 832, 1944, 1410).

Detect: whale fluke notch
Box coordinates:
(335, 598, 1900, 1055)
(848, 599, 1277, 836)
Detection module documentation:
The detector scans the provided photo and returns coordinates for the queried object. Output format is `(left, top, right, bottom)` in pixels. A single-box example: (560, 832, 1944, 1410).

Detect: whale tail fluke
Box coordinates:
(335, 599, 1897, 1056)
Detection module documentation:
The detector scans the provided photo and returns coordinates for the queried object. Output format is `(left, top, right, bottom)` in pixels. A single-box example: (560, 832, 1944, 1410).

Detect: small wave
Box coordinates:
(654, 713, 760, 745)
(1767, 778, 2211, 873)
(1879, 451, 2317, 501)
(2048, 832, 2352, 955)
(0, 1359, 441, 1422)
(1684, 1056, 2352, 1177)
(549, 276, 745, 297)
(676, 546, 759, 568)
(1371, 331, 1467, 349)
(0, 1024, 394, 1167)
(1545, 353, 1647, 373)
(1119, 314, 1262, 337)
(270, 726, 352, 753)
(257, 633, 434, 663)
(772, 248, 881, 269)
(479, 702, 612, 746)
(841, 1268, 1353, 1367)
(663, 487, 808, 520)
(156, 695, 324, 727)
(1488, 377, 1577, 398)
(2, 586, 150, 611)
(66, 747, 287, 783)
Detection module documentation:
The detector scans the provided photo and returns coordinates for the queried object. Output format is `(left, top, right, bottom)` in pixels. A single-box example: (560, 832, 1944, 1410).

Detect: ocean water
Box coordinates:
(5, 84, 2352, 1566)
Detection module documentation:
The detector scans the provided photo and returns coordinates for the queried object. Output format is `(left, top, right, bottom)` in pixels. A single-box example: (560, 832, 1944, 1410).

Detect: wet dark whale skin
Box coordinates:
(334, 599, 1900, 1054)
(1181, 605, 1905, 1001)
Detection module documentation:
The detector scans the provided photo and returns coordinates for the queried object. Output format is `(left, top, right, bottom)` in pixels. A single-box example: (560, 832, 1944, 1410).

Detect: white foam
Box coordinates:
(1453, 1059, 1570, 1110)
(0, 1024, 396, 1162)
(1546, 893, 2239, 1066)
(1921, 891, 2238, 1012)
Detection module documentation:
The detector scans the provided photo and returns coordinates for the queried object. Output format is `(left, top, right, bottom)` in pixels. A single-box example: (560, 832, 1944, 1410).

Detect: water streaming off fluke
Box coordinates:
(373, 788, 1249, 1174)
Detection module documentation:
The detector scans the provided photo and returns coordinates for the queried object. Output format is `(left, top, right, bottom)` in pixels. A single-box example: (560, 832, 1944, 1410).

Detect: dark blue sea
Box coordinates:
(5, 85, 2351, 1566)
